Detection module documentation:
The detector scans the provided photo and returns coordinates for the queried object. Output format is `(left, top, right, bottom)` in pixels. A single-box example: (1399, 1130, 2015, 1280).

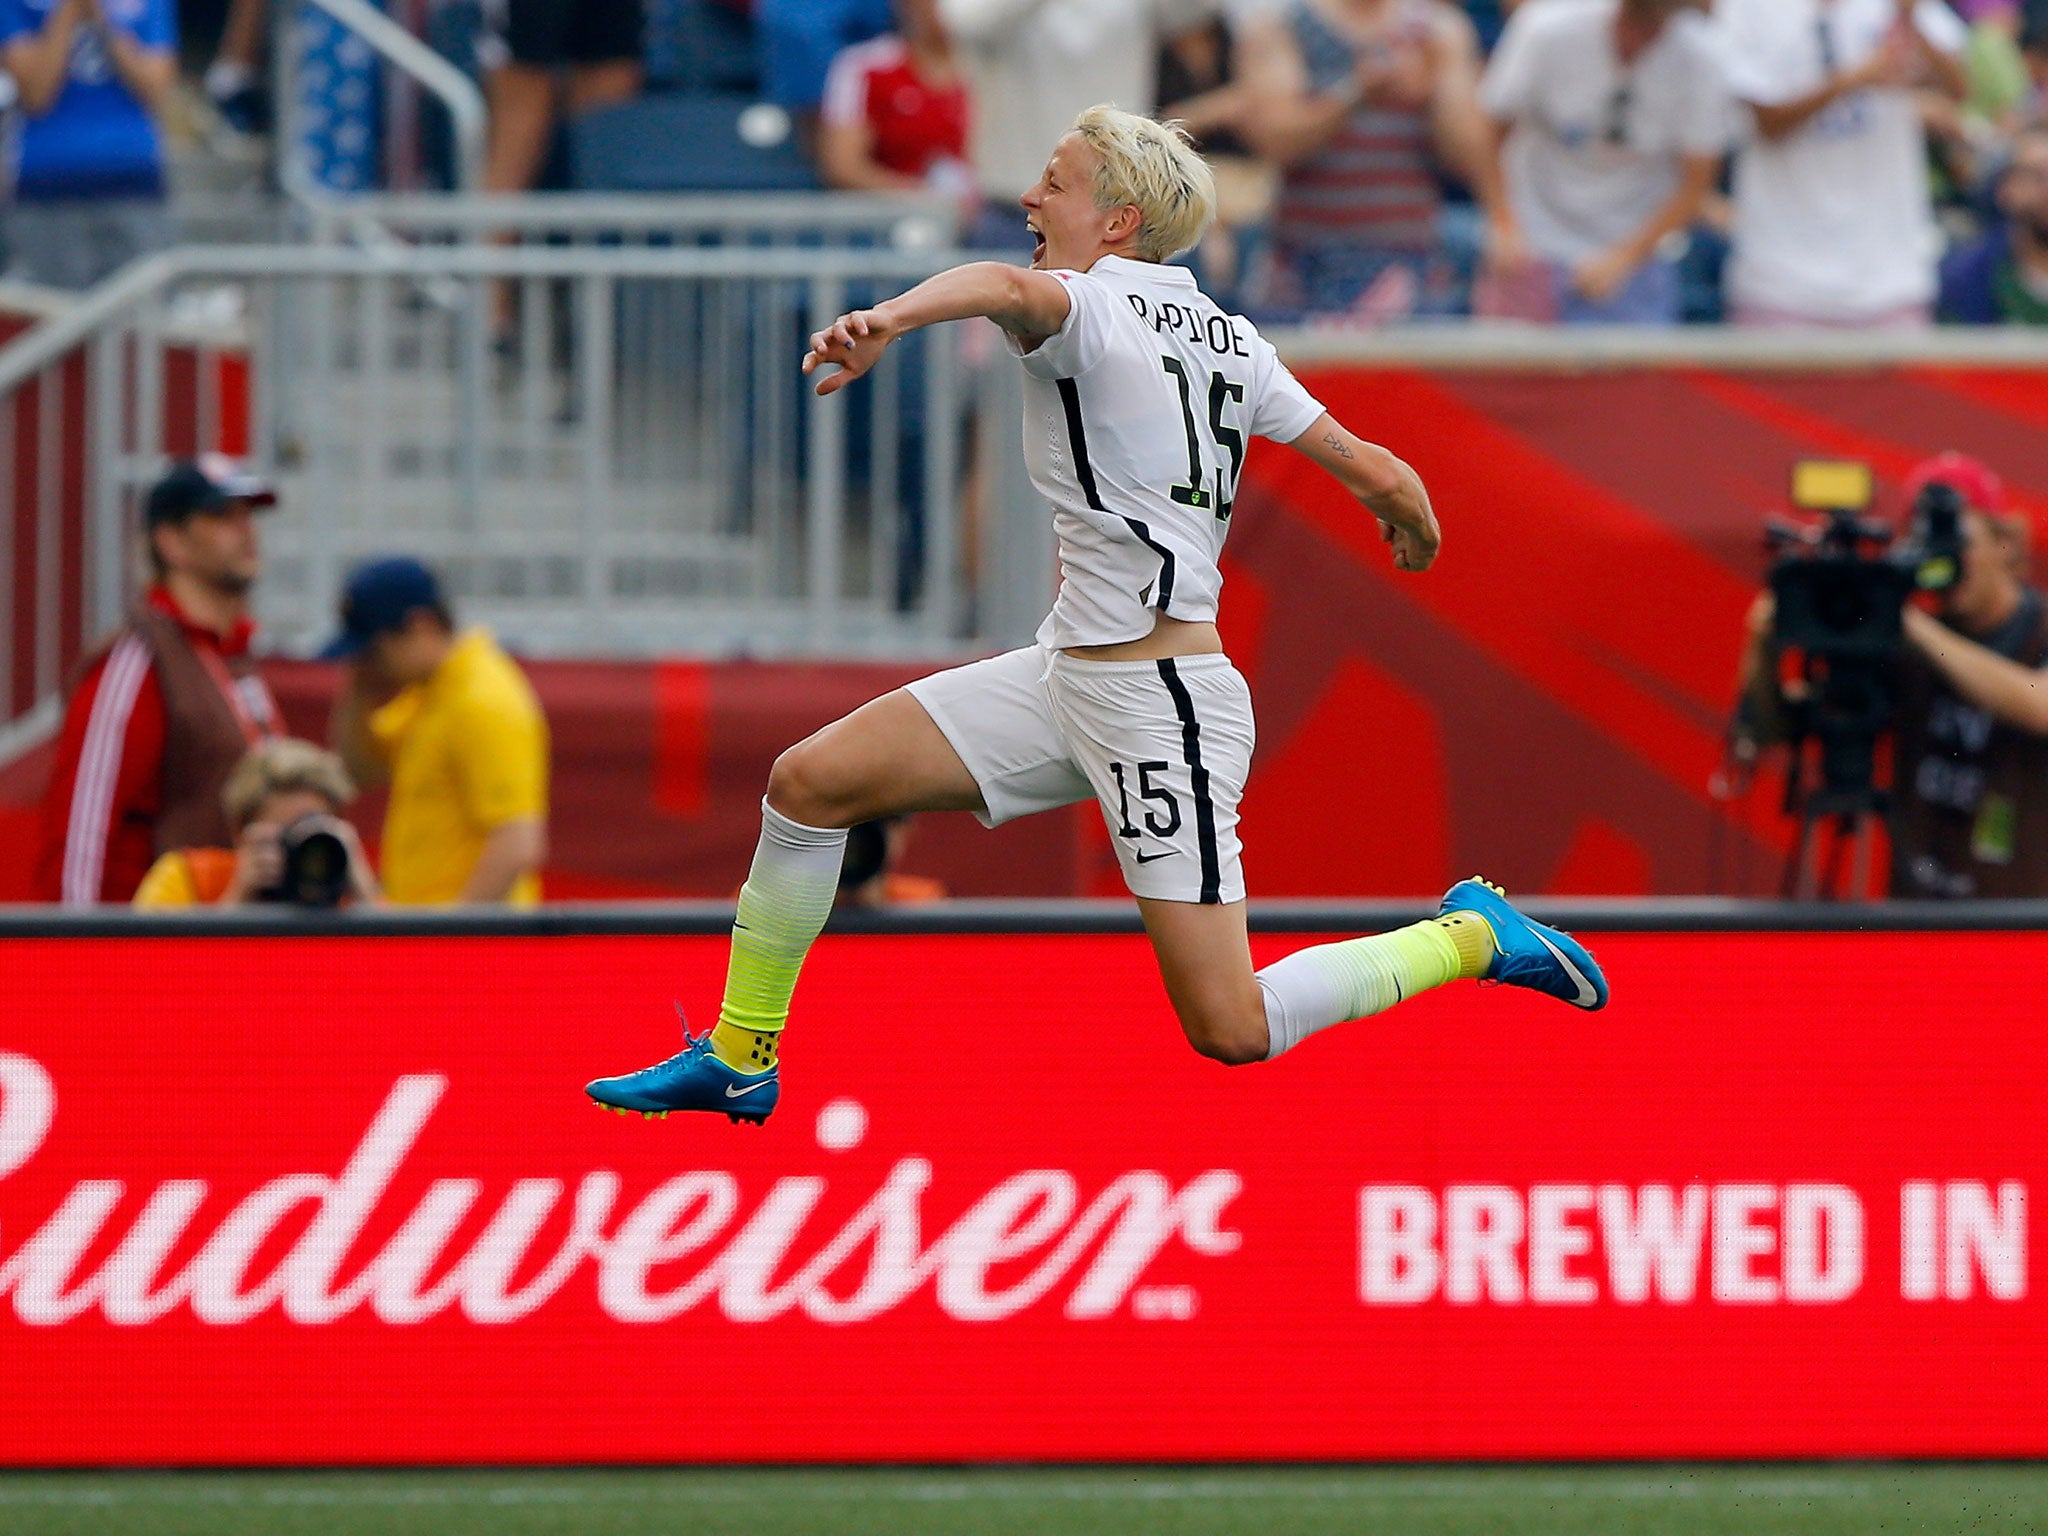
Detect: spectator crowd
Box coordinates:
(0, 0, 2044, 324)
(625, 0, 2048, 327)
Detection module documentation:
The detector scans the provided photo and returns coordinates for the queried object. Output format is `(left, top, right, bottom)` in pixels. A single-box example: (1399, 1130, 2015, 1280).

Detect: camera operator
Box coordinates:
(1892, 455, 2048, 896)
(132, 737, 379, 909)
(1740, 453, 2048, 897)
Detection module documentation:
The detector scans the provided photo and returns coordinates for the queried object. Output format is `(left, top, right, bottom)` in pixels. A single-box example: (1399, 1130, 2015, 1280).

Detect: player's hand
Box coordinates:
(1380, 517, 1439, 573)
(803, 308, 897, 396)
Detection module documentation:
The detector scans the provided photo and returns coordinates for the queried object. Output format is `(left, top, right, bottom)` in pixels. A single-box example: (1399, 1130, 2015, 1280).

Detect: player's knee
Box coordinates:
(766, 741, 860, 829)
(765, 744, 833, 826)
(1179, 1003, 1269, 1067)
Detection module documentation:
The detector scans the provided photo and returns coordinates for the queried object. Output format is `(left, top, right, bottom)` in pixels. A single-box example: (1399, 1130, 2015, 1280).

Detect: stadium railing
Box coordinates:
(296, 190, 964, 252)
(274, 0, 488, 201)
(0, 243, 1054, 738)
(4, 247, 2046, 768)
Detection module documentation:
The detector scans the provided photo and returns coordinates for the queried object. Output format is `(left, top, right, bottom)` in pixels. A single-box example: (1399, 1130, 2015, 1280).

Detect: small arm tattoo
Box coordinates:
(1323, 431, 1355, 460)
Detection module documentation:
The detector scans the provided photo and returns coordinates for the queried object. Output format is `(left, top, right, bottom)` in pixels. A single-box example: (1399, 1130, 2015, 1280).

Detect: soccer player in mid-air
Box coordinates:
(587, 105, 1608, 1124)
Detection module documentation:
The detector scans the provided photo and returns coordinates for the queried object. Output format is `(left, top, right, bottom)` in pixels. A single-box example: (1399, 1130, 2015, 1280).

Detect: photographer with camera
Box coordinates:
(132, 738, 379, 909)
(1891, 456, 2048, 896)
(1739, 453, 2048, 898)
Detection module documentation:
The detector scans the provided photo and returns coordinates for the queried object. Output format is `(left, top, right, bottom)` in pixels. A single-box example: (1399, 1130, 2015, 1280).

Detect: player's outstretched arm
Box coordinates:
(802, 262, 1074, 395)
(1288, 413, 1442, 572)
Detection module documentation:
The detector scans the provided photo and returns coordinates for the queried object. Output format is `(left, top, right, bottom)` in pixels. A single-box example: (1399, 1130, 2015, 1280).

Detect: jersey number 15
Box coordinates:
(1162, 357, 1245, 521)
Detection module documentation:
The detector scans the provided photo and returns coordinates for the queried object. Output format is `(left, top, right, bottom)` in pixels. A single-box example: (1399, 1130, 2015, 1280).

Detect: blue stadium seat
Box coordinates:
(568, 93, 816, 192)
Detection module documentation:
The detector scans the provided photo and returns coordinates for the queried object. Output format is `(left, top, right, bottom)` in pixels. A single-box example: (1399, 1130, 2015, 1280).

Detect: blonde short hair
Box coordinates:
(1068, 105, 1216, 263)
(221, 738, 356, 830)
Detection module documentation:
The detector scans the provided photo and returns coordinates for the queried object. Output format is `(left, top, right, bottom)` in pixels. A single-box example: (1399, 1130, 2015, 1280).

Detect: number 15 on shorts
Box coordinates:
(1109, 760, 1181, 840)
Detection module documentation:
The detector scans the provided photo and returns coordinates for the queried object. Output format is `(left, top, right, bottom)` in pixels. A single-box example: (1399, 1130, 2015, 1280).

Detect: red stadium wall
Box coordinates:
(0, 925, 2038, 1463)
(6, 361, 2048, 900)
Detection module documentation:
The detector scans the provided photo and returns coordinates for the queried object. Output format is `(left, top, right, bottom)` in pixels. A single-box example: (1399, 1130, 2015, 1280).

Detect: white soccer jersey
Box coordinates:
(1007, 255, 1327, 650)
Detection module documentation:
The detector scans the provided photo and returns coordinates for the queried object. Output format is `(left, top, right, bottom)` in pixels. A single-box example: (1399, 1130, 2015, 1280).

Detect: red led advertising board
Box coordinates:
(0, 929, 2038, 1463)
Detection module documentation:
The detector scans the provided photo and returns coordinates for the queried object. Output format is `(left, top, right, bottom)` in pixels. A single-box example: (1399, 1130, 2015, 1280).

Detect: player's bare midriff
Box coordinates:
(1061, 614, 1223, 662)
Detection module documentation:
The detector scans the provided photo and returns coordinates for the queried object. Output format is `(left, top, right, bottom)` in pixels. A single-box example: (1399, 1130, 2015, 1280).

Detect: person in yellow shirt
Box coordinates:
(325, 557, 550, 906)
(134, 737, 380, 908)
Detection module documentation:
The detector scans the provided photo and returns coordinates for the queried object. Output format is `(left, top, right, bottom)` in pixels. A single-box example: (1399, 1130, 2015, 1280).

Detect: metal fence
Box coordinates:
(12, 228, 2048, 748)
(275, 0, 487, 201)
(299, 190, 966, 253)
(0, 242, 1052, 733)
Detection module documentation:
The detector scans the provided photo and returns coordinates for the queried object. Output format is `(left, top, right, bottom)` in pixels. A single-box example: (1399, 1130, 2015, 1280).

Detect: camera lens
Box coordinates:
(276, 816, 351, 908)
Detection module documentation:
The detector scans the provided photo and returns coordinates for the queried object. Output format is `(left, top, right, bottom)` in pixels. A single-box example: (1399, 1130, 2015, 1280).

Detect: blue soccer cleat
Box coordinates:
(585, 1026, 778, 1125)
(1438, 877, 1609, 1011)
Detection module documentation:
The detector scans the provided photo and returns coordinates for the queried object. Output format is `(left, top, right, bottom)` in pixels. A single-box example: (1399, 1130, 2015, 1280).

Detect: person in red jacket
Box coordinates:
(36, 455, 282, 905)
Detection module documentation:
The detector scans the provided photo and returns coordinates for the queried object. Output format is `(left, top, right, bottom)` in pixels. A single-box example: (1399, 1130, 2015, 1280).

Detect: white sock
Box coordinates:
(1256, 922, 1462, 1060)
(754, 799, 847, 883)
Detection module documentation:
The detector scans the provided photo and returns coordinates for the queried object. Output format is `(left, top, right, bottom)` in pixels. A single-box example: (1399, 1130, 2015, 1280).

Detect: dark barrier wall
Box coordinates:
(0, 907, 2039, 1463)
(4, 361, 2047, 901)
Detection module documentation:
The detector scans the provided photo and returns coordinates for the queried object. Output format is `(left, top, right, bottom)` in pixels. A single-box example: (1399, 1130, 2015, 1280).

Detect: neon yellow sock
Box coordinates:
(710, 1019, 781, 1072)
(707, 803, 845, 1073)
(1256, 919, 1464, 1058)
(1434, 910, 1500, 980)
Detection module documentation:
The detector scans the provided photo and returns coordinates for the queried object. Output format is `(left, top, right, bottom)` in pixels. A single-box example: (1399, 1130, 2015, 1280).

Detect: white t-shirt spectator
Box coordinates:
(1481, 0, 1731, 267)
(940, 0, 1214, 203)
(1717, 0, 1967, 322)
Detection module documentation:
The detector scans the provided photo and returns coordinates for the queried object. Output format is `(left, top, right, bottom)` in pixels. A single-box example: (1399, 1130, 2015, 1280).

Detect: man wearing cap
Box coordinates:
(1737, 451, 2048, 897)
(326, 556, 550, 906)
(1892, 452, 2048, 896)
(36, 455, 282, 904)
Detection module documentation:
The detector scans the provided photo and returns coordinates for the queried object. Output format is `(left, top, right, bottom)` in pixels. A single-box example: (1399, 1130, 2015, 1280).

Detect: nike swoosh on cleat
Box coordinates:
(1532, 928, 1599, 1008)
(725, 1079, 775, 1098)
(1134, 849, 1179, 864)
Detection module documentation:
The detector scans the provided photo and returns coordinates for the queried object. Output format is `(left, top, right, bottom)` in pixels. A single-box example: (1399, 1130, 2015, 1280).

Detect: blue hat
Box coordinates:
(145, 454, 277, 527)
(319, 556, 446, 660)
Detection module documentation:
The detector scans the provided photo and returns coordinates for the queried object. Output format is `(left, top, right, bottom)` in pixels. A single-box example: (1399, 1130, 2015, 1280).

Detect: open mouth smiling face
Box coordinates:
(1021, 134, 1094, 272)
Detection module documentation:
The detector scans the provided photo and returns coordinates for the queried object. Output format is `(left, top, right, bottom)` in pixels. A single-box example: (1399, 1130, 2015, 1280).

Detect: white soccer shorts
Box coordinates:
(905, 645, 1254, 904)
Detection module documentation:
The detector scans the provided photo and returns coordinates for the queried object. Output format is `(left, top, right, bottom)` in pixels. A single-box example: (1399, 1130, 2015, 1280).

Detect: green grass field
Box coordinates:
(0, 1465, 2041, 1536)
